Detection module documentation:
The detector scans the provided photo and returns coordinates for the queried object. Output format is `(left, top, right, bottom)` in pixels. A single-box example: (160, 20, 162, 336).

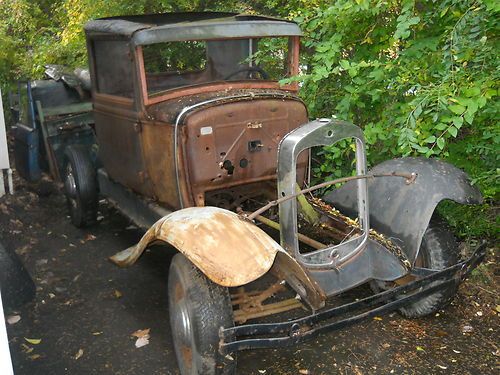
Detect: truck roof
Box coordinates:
(84, 12, 302, 46)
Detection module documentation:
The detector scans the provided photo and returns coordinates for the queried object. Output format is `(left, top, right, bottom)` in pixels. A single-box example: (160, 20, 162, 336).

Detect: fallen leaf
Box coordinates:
(7, 315, 21, 325)
(16, 245, 30, 256)
(373, 316, 383, 321)
(10, 219, 23, 228)
(462, 325, 473, 333)
(24, 338, 41, 345)
(49, 293, 56, 299)
(135, 336, 149, 348)
(258, 370, 266, 374)
(495, 305, 500, 313)
(435, 330, 447, 337)
(74, 348, 84, 360)
(416, 346, 425, 352)
(35, 259, 48, 266)
(92, 331, 103, 336)
(452, 349, 461, 354)
(85, 234, 96, 241)
(114, 290, 122, 298)
(299, 370, 311, 375)
(381, 343, 391, 349)
(0, 203, 9, 214)
(21, 344, 33, 353)
(476, 311, 483, 316)
(29, 354, 41, 360)
(131, 328, 150, 338)
(436, 365, 447, 370)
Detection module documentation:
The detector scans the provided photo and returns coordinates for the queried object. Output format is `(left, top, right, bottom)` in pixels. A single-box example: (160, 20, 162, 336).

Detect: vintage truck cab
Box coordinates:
(83, 12, 307, 216)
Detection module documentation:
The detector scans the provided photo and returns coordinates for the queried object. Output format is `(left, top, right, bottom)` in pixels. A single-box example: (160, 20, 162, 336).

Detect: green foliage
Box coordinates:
(143, 41, 208, 73)
(0, 0, 244, 82)
(295, 0, 498, 158)
(288, 0, 498, 239)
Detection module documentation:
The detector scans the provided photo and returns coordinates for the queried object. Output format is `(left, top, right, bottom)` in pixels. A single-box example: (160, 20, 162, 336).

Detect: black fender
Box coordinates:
(323, 157, 482, 264)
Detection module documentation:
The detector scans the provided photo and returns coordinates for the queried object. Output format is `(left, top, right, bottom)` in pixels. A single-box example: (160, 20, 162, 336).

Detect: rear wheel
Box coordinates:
(371, 216, 459, 318)
(63, 145, 98, 227)
(168, 253, 236, 375)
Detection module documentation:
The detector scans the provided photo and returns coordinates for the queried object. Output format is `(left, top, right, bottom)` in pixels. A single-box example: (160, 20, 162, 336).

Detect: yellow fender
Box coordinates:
(110, 207, 325, 310)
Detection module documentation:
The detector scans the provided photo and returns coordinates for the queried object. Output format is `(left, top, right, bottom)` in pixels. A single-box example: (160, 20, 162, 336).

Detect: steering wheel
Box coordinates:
(223, 66, 270, 80)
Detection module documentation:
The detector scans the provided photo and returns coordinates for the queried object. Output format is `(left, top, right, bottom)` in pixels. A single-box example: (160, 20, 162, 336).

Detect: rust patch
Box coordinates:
(180, 345, 192, 368)
(109, 207, 326, 309)
(110, 207, 281, 286)
(174, 282, 184, 302)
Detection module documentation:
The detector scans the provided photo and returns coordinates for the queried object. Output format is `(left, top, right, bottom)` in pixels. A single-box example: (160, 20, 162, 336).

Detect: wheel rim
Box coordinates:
(64, 164, 77, 198)
(64, 163, 80, 212)
(171, 277, 196, 373)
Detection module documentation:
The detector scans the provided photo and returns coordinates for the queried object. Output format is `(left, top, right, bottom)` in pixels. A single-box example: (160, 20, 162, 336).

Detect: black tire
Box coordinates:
(371, 216, 459, 318)
(63, 145, 98, 227)
(168, 253, 236, 375)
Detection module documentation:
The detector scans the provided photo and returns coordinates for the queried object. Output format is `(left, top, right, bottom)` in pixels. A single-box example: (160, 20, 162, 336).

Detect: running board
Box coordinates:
(97, 169, 171, 230)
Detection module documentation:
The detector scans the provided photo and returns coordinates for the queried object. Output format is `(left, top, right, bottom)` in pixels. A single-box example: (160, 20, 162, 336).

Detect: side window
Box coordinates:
(252, 38, 289, 80)
(93, 40, 134, 98)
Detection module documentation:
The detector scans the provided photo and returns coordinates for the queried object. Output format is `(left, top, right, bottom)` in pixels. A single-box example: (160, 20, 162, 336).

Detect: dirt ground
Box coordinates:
(1, 176, 498, 375)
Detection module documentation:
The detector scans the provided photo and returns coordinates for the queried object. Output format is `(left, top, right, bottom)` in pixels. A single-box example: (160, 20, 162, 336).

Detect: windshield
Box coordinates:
(141, 37, 292, 96)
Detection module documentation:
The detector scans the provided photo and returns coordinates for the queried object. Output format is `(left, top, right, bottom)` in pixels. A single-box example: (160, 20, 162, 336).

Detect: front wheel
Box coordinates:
(371, 216, 459, 318)
(168, 253, 236, 375)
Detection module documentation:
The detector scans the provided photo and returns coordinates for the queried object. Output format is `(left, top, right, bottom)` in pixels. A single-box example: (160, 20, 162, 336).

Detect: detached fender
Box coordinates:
(324, 157, 482, 264)
(110, 207, 326, 310)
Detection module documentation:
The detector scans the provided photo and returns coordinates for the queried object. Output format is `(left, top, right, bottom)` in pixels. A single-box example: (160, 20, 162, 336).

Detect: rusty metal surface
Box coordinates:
(109, 207, 281, 285)
(93, 87, 307, 210)
(140, 121, 179, 208)
(93, 95, 154, 197)
(231, 283, 304, 324)
(109, 207, 326, 308)
(146, 89, 302, 123)
(181, 98, 308, 207)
